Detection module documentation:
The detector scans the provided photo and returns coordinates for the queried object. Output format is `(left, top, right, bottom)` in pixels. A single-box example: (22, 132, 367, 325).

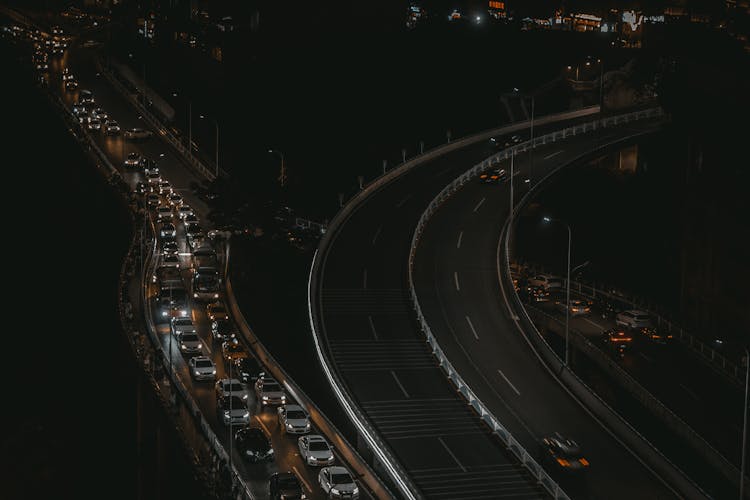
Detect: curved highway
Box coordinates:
(411, 122, 678, 499)
(313, 114, 662, 498)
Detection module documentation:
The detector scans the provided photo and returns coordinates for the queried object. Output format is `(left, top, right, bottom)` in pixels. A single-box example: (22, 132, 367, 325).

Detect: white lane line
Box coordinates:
(454, 272, 460, 291)
(202, 339, 212, 355)
(367, 315, 379, 341)
(456, 231, 463, 249)
(396, 194, 412, 208)
(390, 371, 410, 398)
(582, 317, 604, 330)
(372, 225, 382, 245)
(496, 369, 521, 396)
(256, 418, 272, 437)
(438, 437, 466, 472)
(543, 150, 564, 160)
(639, 352, 654, 363)
(680, 384, 700, 401)
(465, 316, 479, 340)
(472, 197, 486, 213)
(292, 465, 314, 494)
(363, 268, 368, 289)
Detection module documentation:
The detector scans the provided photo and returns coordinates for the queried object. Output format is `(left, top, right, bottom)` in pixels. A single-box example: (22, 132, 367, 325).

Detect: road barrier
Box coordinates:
(309, 106, 603, 500)
(405, 109, 666, 499)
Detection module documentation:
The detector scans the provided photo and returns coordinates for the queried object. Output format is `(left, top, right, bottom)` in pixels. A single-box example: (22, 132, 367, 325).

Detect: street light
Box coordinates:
(199, 114, 219, 177)
(543, 216, 572, 367)
(268, 149, 287, 187)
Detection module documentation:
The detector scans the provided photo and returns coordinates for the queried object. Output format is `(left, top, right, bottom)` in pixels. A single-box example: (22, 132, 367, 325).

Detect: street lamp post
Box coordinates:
(741, 347, 749, 500)
(543, 216, 572, 366)
(268, 149, 287, 187)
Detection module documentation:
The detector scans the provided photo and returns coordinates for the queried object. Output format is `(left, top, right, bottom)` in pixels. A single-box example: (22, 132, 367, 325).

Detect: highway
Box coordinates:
(6, 16, 377, 500)
(314, 117, 668, 497)
(410, 123, 682, 499)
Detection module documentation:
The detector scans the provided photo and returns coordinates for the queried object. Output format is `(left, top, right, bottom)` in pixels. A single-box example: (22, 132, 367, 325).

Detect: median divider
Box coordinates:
(407, 108, 674, 500)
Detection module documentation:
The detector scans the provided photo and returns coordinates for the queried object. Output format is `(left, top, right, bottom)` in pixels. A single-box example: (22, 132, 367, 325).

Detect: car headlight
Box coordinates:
(305, 423, 311, 430)
(280, 395, 286, 401)
(331, 488, 340, 496)
(268, 448, 274, 454)
(181, 344, 186, 348)
(262, 396, 269, 400)
(214, 293, 219, 298)
(242, 394, 248, 400)
(243, 412, 249, 418)
(286, 423, 294, 430)
(211, 370, 216, 374)
(353, 487, 359, 495)
(197, 343, 202, 349)
(224, 410, 230, 416)
(193, 293, 198, 298)
(194, 371, 200, 376)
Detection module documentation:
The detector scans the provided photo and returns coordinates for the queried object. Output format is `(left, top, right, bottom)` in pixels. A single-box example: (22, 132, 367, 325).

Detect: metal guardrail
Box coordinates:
(405, 110, 663, 499)
(308, 106, 602, 500)
(95, 58, 217, 182)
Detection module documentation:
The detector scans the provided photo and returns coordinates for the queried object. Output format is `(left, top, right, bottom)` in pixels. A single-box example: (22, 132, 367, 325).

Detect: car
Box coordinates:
(104, 120, 120, 135)
(183, 213, 199, 227)
(153, 265, 182, 287)
(555, 299, 591, 316)
(236, 427, 274, 463)
(255, 375, 286, 407)
(124, 127, 153, 140)
(541, 433, 589, 472)
(144, 163, 160, 176)
(479, 168, 508, 183)
(77, 111, 90, 124)
(318, 466, 359, 499)
(278, 404, 311, 434)
(298, 435, 335, 466)
(124, 152, 143, 168)
(161, 253, 181, 269)
(90, 108, 108, 121)
(178, 331, 202, 355)
(158, 286, 189, 318)
(71, 103, 86, 115)
(65, 80, 78, 91)
(615, 310, 652, 329)
(639, 326, 672, 344)
(601, 328, 633, 358)
(146, 193, 160, 206)
(189, 356, 216, 381)
(158, 181, 173, 195)
(235, 356, 263, 383)
(136, 182, 149, 195)
(215, 378, 249, 401)
(206, 302, 228, 321)
(177, 205, 194, 220)
(79, 89, 94, 104)
(216, 395, 250, 426)
(162, 240, 179, 256)
(527, 274, 562, 291)
(269, 472, 306, 500)
(526, 285, 550, 303)
(167, 193, 183, 207)
(87, 118, 101, 130)
(221, 338, 248, 364)
(170, 317, 196, 337)
(156, 206, 173, 222)
(160, 222, 177, 239)
(61, 67, 71, 80)
(211, 318, 234, 343)
(146, 171, 162, 185)
(186, 221, 203, 238)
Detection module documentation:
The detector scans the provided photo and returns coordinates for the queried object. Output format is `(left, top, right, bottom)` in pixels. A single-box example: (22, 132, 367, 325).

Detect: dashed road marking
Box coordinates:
(497, 369, 521, 396)
(472, 197, 486, 213)
(390, 371, 410, 398)
(438, 437, 466, 472)
(372, 225, 382, 245)
(367, 315, 379, 341)
(456, 231, 463, 249)
(465, 315, 479, 340)
(454, 272, 460, 291)
(292, 466, 314, 494)
(543, 150, 564, 160)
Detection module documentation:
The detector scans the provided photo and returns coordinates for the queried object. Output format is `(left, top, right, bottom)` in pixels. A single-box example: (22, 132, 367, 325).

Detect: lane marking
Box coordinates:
(496, 369, 521, 396)
(367, 315, 379, 341)
(454, 272, 460, 291)
(255, 417, 272, 436)
(396, 194, 412, 208)
(292, 465, 314, 494)
(390, 371, 410, 398)
(582, 317, 604, 330)
(472, 197, 486, 213)
(456, 231, 463, 249)
(438, 437, 466, 472)
(543, 150, 564, 160)
(639, 352, 654, 363)
(362, 268, 368, 289)
(465, 316, 479, 340)
(680, 384, 700, 401)
(372, 225, 382, 245)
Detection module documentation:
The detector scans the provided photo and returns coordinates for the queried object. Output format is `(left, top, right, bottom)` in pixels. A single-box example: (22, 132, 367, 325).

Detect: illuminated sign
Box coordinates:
(489, 1, 505, 9)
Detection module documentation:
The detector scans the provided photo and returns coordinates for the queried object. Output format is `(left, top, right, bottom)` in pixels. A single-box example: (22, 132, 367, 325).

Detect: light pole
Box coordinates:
(741, 347, 749, 500)
(268, 149, 287, 187)
(200, 114, 219, 176)
(543, 216, 572, 367)
(172, 92, 192, 155)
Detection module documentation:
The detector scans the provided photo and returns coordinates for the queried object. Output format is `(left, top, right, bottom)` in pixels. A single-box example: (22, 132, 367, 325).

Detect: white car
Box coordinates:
(189, 356, 216, 381)
(298, 435, 334, 466)
(255, 375, 286, 406)
(278, 404, 311, 434)
(170, 317, 196, 337)
(527, 274, 562, 291)
(215, 378, 249, 401)
(178, 332, 202, 354)
(124, 152, 142, 168)
(217, 396, 250, 426)
(318, 466, 359, 499)
(615, 310, 652, 329)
